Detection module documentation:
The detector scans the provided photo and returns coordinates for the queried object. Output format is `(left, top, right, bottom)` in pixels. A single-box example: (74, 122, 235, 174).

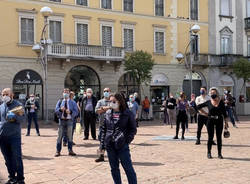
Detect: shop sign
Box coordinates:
(13, 70, 43, 85)
(151, 74, 168, 86)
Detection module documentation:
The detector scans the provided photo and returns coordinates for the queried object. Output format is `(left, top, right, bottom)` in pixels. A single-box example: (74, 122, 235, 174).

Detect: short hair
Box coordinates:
(201, 86, 207, 90)
(114, 93, 127, 112)
(209, 87, 220, 96)
(63, 88, 70, 92)
(86, 88, 93, 93)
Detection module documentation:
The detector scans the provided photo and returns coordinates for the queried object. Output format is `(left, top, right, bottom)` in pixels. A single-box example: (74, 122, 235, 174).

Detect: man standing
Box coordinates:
(80, 88, 97, 140)
(95, 87, 111, 162)
(223, 90, 237, 128)
(195, 87, 210, 145)
(0, 88, 25, 184)
(142, 96, 150, 121)
(128, 94, 139, 127)
(25, 94, 40, 136)
(55, 88, 78, 157)
(166, 93, 176, 128)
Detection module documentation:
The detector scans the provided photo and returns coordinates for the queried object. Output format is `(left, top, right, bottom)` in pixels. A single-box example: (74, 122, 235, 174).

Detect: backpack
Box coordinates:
(54, 99, 62, 123)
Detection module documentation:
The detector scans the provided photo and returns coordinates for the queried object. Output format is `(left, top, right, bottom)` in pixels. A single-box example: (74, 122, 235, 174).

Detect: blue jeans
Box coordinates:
(56, 119, 73, 152)
(63, 117, 77, 143)
(0, 136, 24, 182)
(27, 112, 39, 134)
(107, 144, 137, 184)
(226, 107, 235, 125)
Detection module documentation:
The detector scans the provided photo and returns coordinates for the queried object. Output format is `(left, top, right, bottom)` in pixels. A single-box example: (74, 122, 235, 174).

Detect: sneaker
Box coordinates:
(207, 153, 212, 159)
(233, 124, 238, 128)
(37, 133, 40, 136)
(218, 154, 224, 159)
(212, 141, 217, 145)
(173, 136, 178, 139)
(68, 151, 76, 156)
(95, 155, 104, 162)
(5, 178, 17, 184)
(195, 139, 201, 145)
(83, 137, 88, 140)
(181, 136, 185, 140)
(54, 152, 60, 157)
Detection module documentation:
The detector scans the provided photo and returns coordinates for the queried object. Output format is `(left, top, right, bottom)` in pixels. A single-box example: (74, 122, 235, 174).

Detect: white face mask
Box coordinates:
(30, 97, 35, 101)
(87, 92, 92, 97)
(110, 102, 119, 110)
(2, 96, 11, 104)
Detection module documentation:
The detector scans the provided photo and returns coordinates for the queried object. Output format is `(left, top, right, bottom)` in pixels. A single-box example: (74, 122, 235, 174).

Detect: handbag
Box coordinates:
(111, 112, 126, 150)
(223, 129, 230, 138)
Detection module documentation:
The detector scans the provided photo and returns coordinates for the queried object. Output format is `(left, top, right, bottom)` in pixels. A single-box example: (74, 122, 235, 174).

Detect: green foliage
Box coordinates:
(124, 50, 155, 86)
(233, 58, 250, 93)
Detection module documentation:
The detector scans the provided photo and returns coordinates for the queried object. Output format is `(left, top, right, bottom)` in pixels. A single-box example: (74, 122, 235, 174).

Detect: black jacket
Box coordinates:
(100, 109, 137, 150)
(25, 99, 39, 113)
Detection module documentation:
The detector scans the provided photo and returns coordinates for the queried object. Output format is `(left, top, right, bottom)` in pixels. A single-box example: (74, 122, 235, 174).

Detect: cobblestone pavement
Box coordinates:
(0, 117, 250, 184)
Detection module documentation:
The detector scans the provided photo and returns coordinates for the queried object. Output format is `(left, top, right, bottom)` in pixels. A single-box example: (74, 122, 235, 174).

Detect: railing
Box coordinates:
(48, 44, 125, 60)
(245, 17, 250, 30)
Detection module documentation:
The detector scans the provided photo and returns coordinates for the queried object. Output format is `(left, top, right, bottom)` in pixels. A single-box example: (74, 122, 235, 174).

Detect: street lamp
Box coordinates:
(176, 24, 200, 98)
(32, 6, 53, 122)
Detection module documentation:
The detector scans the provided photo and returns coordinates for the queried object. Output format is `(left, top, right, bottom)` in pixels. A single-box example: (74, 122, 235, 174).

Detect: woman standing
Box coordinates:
(174, 92, 189, 140)
(100, 93, 137, 184)
(197, 87, 228, 159)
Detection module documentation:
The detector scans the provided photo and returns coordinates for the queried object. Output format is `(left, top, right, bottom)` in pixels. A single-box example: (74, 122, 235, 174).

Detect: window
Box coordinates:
(247, 87, 250, 102)
(155, 0, 164, 16)
(101, 0, 112, 9)
(190, 0, 198, 20)
(49, 20, 62, 43)
(220, 0, 230, 16)
(123, 28, 134, 51)
(50, 0, 61, 2)
(77, 23, 88, 44)
(154, 31, 165, 54)
(76, 0, 87, 6)
(102, 26, 112, 47)
(124, 0, 133, 12)
(247, 0, 250, 17)
(191, 35, 199, 56)
(221, 35, 231, 54)
(248, 36, 250, 56)
(20, 18, 34, 44)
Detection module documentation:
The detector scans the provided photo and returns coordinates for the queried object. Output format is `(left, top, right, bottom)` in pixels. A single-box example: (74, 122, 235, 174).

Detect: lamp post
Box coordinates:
(32, 6, 52, 122)
(176, 24, 200, 98)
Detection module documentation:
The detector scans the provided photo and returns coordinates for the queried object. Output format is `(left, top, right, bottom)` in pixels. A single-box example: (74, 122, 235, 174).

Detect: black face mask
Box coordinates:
(211, 94, 217, 99)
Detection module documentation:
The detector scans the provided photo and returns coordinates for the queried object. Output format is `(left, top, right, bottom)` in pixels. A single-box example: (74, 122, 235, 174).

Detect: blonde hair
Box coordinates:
(209, 87, 220, 96)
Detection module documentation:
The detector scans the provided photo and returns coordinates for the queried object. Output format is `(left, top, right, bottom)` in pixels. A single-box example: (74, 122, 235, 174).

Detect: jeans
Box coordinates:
(226, 107, 235, 125)
(56, 119, 73, 152)
(107, 144, 137, 184)
(27, 112, 39, 134)
(63, 117, 77, 143)
(0, 136, 24, 182)
(196, 115, 208, 140)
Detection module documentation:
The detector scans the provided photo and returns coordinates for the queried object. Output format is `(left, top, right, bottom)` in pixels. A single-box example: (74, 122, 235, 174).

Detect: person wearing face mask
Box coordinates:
(173, 92, 188, 140)
(100, 93, 137, 184)
(94, 87, 112, 162)
(0, 88, 25, 184)
(54, 88, 78, 157)
(79, 88, 97, 140)
(128, 94, 139, 127)
(197, 87, 228, 159)
(25, 94, 40, 136)
(166, 93, 177, 128)
(223, 90, 237, 128)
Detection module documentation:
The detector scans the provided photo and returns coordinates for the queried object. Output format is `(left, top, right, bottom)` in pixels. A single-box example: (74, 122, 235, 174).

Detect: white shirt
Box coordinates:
(195, 95, 210, 115)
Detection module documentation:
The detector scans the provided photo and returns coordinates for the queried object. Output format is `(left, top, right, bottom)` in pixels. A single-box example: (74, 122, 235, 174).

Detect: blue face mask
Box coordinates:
(103, 92, 109, 98)
(63, 93, 69, 99)
(200, 90, 205, 95)
(129, 97, 134, 102)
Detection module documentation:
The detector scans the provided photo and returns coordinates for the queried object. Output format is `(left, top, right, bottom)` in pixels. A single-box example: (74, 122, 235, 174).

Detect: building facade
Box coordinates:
(208, 0, 250, 115)
(0, 0, 209, 118)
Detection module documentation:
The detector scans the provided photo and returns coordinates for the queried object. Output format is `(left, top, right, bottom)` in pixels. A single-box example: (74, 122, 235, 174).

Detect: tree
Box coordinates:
(124, 50, 155, 95)
(233, 58, 250, 94)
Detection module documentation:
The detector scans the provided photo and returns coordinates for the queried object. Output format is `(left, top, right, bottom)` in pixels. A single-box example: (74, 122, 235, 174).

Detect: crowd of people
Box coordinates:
(0, 85, 240, 184)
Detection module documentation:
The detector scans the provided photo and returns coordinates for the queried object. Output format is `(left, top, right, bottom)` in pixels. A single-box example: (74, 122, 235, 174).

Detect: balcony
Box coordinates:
(245, 17, 250, 31)
(47, 44, 125, 61)
(185, 53, 209, 67)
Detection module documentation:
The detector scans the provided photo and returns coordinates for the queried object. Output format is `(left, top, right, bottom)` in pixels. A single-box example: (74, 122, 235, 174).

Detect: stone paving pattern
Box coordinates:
(1, 117, 250, 184)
